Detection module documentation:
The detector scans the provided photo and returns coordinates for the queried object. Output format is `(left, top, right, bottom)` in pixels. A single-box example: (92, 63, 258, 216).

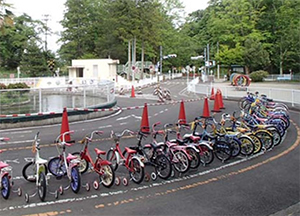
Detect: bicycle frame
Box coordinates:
(110, 139, 144, 172)
(78, 131, 112, 174)
(52, 130, 80, 180)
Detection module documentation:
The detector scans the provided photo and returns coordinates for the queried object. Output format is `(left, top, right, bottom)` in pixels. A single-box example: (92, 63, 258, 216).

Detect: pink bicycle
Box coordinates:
(0, 137, 22, 199)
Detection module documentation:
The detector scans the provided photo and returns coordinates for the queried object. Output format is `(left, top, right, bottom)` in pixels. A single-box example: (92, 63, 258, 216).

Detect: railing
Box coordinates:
(187, 78, 300, 108)
(0, 80, 115, 115)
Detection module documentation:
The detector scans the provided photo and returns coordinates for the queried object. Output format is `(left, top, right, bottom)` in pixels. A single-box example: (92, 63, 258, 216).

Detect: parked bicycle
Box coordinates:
(73, 130, 115, 190)
(152, 123, 192, 174)
(48, 131, 81, 194)
(128, 125, 172, 180)
(22, 132, 58, 202)
(0, 137, 22, 200)
(106, 129, 145, 185)
(192, 118, 232, 162)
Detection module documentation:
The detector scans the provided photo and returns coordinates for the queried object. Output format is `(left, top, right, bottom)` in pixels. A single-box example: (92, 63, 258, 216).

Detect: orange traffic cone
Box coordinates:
(211, 92, 221, 112)
(60, 107, 71, 142)
(201, 97, 211, 118)
(140, 103, 150, 133)
(131, 85, 135, 98)
(209, 87, 215, 100)
(217, 89, 225, 109)
(178, 100, 187, 125)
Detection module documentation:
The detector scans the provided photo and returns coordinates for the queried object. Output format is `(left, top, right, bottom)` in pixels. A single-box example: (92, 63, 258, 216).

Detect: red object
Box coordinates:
(211, 92, 221, 113)
(178, 100, 187, 124)
(140, 103, 150, 133)
(217, 89, 225, 109)
(131, 85, 135, 98)
(202, 97, 211, 118)
(60, 107, 71, 142)
(209, 87, 215, 100)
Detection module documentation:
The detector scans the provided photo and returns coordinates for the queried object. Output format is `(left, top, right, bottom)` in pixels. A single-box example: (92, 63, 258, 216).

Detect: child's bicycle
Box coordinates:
(106, 129, 145, 186)
(22, 132, 58, 203)
(73, 130, 115, 190)
(47, 131, 81, 194)
(128, 126, 172, 181)
(0, 137, 22, 200)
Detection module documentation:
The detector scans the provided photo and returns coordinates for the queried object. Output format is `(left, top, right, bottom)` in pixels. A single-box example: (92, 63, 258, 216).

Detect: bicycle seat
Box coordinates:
(94, 148, 106, 155)
(175, 138, 186, 145)
(36, 158, 48, 165)
(0, 161, 9, 169)
(125, 147, 136, 154)
(67, 153, 78, 162)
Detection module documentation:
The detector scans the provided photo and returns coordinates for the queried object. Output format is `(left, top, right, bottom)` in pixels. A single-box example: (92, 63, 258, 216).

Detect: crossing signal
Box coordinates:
(47, 59, 55, 71)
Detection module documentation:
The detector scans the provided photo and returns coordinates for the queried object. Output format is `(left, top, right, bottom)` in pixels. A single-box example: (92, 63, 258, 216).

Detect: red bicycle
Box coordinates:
(73, 130, 115, 190)
(106, 129, 145, 185)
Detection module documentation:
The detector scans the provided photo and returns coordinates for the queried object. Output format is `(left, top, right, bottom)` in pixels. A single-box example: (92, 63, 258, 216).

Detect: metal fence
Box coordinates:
(188, 79, 300, 108)
(0, 80, 115, 115)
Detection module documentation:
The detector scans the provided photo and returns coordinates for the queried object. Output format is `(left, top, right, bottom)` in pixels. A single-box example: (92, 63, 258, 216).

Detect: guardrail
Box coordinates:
(187, 79, 300, 108)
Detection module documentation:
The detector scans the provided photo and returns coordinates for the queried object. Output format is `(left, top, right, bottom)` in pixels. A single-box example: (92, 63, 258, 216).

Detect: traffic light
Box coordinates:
(47, 59, 55, 71)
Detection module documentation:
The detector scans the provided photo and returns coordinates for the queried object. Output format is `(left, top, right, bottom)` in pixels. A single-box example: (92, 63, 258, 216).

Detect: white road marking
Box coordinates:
(3, 151, 266, 212)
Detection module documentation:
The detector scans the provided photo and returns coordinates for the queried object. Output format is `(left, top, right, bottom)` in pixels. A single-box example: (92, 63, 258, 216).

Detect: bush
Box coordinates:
(249, 70, 269, 82)
(6, 82, 30, 94)
(7, 82, 30, 89)
(0, 83, 6, 89)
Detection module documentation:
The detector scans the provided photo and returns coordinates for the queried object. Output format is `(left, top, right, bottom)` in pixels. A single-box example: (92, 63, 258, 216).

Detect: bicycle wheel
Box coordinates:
(173, 150, 190, 173)
(267, 128, 282, 146)
(72, 152, 89, 174)
(154, 154, 172, 180)
(38, 172, 47, 202)
(129, 158, 144, 184)
(198, 143, 214, 165)
(238, 98, 248, 109)
(48, 157, 66, 177)
(186, 147, 201, 169)
(214, 141, 232, 162)
(1, 175, 10, 199)
(228, 139, 241, 157)
(70, 166, 81, 193)
(255, 131, 273, 151)
(98, 163, 115, 188)
(106, 149, 119, 171)
(239, 136, 254, 156)
(248, 134, 262, 154)
(22, 162, 48, 182)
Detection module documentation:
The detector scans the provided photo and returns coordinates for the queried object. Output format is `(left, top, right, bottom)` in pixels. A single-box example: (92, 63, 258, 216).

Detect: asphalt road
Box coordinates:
(0, 78, 299, 216)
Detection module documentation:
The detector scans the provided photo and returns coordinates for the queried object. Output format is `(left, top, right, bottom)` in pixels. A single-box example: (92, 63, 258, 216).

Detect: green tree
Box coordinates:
(20, 38, 48, 77)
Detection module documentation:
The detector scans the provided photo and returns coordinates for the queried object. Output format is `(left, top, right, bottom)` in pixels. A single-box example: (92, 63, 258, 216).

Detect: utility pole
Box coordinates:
(42, 14, 50, 53)
(217, 41, 220, 80)
(159, 45, 163, 82)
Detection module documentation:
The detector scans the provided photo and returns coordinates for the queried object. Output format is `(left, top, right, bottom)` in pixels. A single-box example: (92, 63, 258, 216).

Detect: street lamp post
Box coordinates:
(191, 55, 204, 82)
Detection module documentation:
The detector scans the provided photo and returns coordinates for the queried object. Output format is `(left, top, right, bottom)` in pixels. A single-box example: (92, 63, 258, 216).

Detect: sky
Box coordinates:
(8, 0, 208, 52)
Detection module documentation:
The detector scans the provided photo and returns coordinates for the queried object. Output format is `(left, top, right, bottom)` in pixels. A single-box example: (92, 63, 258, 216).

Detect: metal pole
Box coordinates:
(159, 45, 162, 83)
(128, 40, 131, 80)
(217, 41, 220, 80)
(39, 88, 42, 113)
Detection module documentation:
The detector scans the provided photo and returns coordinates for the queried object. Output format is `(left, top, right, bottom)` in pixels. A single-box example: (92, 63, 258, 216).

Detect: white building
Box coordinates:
(68, 59, 120, 85)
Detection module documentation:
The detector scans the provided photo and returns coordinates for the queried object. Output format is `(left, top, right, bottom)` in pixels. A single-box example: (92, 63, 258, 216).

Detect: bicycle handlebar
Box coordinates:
(0, 137, 10, 142)
(89, 130, 103, 140)
(55, 130, 75, 145)
(111, 129, 135, 141)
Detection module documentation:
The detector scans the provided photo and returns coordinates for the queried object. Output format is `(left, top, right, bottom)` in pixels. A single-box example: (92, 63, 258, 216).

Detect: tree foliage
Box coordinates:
(1, 0, 299, 77)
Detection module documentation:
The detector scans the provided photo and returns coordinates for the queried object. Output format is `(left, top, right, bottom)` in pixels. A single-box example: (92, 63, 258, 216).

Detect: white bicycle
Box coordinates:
(22, 132, 58, 202)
